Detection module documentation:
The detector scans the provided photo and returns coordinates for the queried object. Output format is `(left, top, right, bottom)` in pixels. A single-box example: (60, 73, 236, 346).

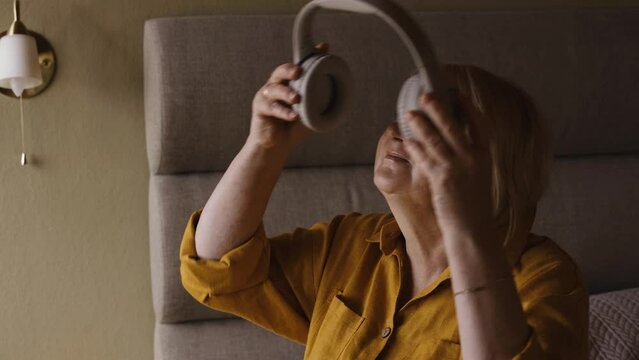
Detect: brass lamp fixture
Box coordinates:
(0, 0, 57, 166)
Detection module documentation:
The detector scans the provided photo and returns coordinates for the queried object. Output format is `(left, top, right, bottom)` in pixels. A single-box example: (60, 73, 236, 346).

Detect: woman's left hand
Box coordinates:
(403, 92, 495, 240)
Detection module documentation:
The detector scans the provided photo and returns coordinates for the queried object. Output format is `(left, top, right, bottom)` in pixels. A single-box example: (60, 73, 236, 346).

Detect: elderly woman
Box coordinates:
(180, 44, 589, 359)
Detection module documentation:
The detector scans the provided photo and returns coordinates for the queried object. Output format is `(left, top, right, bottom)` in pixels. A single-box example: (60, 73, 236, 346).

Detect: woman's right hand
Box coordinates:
(247, 43, 328, 151)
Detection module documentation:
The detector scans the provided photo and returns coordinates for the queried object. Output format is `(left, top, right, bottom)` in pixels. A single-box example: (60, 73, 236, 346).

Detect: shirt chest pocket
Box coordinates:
(307, 291, 366, 360)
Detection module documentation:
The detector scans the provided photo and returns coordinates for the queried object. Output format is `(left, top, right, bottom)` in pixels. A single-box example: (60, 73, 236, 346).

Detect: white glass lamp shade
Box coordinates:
(0, 34, 43, 97)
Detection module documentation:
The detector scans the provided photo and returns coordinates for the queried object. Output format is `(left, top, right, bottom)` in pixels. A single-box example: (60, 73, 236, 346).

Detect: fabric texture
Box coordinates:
(149, 156, 639, 325)
(144, 10, 639, 175)
(155, 320, 304, 360)
(531, 154, 639, 295)
(180, 210, 589, 359)
(144, 9, 639, 360)
(589, 288, 639, 360)
(150, 167, 387, 323)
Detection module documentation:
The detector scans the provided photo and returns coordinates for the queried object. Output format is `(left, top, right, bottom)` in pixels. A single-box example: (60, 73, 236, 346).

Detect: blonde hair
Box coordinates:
(443, 64, 554, 246)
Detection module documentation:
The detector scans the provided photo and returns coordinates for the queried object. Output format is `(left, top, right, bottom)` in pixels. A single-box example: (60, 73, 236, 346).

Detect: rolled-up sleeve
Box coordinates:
(511, 329, 542, 359)
(180, 210, 271, 298)
(179, 209, 342, 345)
(511, 256, 590, 359)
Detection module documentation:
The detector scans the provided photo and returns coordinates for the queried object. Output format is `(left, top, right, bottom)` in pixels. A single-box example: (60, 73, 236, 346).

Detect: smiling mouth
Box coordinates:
(385, 151, 410, 163)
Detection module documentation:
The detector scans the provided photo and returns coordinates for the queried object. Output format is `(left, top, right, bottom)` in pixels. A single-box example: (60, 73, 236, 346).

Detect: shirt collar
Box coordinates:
(365, 215, 402, 256)
(365, 213, 529, 265)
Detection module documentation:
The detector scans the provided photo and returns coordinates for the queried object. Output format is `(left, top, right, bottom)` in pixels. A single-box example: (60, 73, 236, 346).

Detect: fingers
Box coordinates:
(404, 110, 453, 164)
(267, 42, 328, 84)
(403, 130, 437, 170)
(259, 64, 302, 122)
(419, 92, 471, 154)
(262, 83, 300, 105)
(258, 41, 327, 123)
(315, 42, 329, 53)
(256, 82, 301, 122)
(268, 63, 301, 83)
(255, 98, 299, 122)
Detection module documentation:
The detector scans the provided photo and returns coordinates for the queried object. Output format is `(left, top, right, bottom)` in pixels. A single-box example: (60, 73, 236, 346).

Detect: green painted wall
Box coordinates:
(0, 0, 637, 359)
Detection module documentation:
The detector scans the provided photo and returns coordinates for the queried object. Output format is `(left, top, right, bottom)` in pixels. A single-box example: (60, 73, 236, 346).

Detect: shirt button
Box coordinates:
(381, 327, 392, 338)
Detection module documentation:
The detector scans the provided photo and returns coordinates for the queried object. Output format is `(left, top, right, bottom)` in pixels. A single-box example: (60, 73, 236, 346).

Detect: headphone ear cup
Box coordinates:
(396, 74, 423, 139)
(290, 54, 352, 132)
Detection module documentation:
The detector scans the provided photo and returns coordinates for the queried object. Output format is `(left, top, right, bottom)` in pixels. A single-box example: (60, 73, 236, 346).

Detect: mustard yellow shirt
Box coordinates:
(180, 210, 589, 359)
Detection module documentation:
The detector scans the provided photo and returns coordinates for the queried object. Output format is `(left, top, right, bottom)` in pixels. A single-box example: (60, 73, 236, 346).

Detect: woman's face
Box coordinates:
(373, 93, 477, 197)
(373, 121, 431, 197)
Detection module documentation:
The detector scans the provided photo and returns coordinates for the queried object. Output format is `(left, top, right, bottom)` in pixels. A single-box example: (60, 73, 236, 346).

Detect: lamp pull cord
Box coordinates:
(19, 95, 28, 166)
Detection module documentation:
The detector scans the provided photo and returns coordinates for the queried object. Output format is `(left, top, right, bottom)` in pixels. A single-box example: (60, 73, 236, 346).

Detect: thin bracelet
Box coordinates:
(453, 274, 513, 297)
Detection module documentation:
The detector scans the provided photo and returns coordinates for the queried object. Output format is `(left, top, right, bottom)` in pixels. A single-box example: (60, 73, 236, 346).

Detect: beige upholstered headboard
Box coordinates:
(144, 8, 639, 359)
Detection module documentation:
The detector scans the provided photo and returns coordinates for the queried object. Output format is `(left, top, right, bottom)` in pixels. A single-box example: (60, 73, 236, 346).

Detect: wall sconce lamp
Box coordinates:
(0, 0, 56, 166)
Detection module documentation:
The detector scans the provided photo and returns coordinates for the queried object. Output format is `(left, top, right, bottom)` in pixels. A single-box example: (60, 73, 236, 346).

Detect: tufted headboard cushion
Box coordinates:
(144, 9, 639, 325)
(145, 11, 639, 175)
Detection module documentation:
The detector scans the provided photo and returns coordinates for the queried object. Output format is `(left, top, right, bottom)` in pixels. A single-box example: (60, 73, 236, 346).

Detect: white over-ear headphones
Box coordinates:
(290, 0, 459, 138)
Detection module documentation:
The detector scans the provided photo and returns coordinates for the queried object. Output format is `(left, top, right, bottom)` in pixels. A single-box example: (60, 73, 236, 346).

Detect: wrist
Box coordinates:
(243, 137, 291, 165)
(444, 231, 513, 287)
(444, 231, 508, 264)
(441, 222, 503, 252)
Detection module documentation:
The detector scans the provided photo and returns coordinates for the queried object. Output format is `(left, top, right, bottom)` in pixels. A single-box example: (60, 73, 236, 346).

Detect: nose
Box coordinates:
(390, 122, 404, 142)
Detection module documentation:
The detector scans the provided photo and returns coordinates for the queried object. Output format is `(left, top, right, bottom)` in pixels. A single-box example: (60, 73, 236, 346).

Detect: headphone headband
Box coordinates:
(293, 0, 447, 96)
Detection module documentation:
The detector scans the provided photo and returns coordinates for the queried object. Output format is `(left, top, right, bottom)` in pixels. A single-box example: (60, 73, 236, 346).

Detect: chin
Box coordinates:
(373, 163, 410, 195)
